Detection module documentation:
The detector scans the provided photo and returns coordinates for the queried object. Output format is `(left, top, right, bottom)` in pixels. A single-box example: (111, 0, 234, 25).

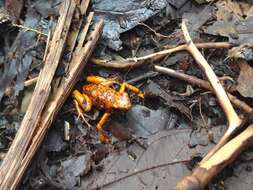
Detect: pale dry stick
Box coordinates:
(181, 20, 242, 163)
(24, 77, 38, 87)
(91, 42, 235, 70)
(75, 12, 94, 53)
(42, 30, 51, 62)
(24, 31, 52, 87)
(10, 20, 104, 190)
(12, 23, 48, 37)
(172, 124, 253, 190)
(138, 22, 169, 38)
(67, 0, 91, 53)
(0, 1, 76, 189)
(163, 42, 233, 50)
(154, 65, 253, 115)
(23, 7, 94, 88)
(127, 42, 235, 63)
(79, 0, 90, 14)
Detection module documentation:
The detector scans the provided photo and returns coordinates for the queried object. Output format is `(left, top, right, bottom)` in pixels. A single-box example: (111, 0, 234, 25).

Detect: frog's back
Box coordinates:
(83, 84, 131, 110)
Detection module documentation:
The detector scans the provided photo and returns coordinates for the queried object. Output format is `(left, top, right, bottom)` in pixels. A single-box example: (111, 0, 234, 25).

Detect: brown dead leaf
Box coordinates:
(205, 0, 253, 45)
(225, 161, 253, 190)
(81, 127, 225, 190)
(5, 0, 23, 20)
(236, 60, 253, 98)
(216, 0, 251, 20)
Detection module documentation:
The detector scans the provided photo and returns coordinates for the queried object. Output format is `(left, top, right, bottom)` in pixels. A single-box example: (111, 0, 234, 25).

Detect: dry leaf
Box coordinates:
(205, 0, 253, 45)
(81, 127, 225, 190)
(216, 0, 251, 20)
(236, 60, 253, 98)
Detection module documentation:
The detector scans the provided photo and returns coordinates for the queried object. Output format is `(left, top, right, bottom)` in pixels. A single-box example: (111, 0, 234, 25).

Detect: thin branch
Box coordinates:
(91, 42, 237, 69)
(154, 65, 253, 115)
(138, 22, 169, 38)
(12, 23, 48, 37)
(90, 159, 190, 190)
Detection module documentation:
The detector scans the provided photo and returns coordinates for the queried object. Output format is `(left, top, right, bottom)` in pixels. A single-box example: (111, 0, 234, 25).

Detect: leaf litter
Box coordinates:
(1, 0, 253, 189)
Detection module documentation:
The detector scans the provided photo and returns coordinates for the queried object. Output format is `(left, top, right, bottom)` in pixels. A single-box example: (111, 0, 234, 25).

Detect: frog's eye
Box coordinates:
(112, 83, 120, 91)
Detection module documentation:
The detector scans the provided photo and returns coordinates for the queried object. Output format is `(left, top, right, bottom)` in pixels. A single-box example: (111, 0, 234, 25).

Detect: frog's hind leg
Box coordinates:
(72, 90, 92, 112)
(123, 83, 144, 98)
(96, 112, 111, 143)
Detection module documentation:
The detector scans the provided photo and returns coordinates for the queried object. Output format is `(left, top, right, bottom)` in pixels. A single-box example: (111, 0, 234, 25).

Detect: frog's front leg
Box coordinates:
(72, 89, 93, 122)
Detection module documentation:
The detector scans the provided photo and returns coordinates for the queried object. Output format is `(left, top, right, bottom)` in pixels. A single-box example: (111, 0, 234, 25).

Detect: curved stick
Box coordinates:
(181, 20, 242, 162)
(91, 42, 235, 69)
(154, 66, 253, 115)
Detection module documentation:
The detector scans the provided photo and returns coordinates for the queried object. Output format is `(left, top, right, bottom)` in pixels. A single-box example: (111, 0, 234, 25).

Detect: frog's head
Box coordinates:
(114, 92, 132, 110)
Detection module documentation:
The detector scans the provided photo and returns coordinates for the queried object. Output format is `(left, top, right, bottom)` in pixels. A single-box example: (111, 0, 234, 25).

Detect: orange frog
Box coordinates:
(72, 76, 144, 143)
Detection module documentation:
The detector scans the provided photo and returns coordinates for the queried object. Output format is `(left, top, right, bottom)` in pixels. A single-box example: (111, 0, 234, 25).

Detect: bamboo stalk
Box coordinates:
(10, 17, 104, 190)
(0, 1, 76, 189)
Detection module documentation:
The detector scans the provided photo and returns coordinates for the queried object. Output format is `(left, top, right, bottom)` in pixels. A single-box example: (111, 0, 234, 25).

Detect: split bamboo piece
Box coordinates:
(11, 19, 104, 190)
(0, 0, 103, 189)
(0, 1, 76, 189)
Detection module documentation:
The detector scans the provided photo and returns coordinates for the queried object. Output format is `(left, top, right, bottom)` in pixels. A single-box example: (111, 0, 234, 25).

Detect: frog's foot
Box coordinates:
(96, 112, 111, 143)
(73, 99, 85, 120)
(98, 130, 111, 144)
(73, 99, 92, 127)
(72, 90, 92, 112)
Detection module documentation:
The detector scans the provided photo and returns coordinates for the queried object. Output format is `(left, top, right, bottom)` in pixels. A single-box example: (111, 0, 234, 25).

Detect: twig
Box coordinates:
(181, 19, 242, 162)
(154, 66, 253, 115)
(128, 45, 187, 62)
(66, 0, 91, 53)
(162, 42, 232, 50)
(128, 42, 235, 63)
(24, 77, 38, 87)
(89, 159, 190, 190)
(138, 22, 169, 38)
(12, 23, 48, 37)
(126, 71, 159, 84)
(170, 19, 246, 190)
(91, 42, 236, 69)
